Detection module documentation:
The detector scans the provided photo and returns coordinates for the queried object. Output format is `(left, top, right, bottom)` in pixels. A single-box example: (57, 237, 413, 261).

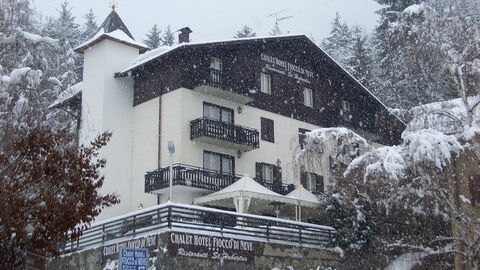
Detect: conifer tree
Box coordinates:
(144, 24, 162, 49)
(0, 1, 119, 267)
(233, 25, 256, 38)
(321, 13, 352, 68)
(348, 26, 373, 88)
(82, 8, 98, 41)
(161, 25, 175, 46)
(42, 1, 82, 89)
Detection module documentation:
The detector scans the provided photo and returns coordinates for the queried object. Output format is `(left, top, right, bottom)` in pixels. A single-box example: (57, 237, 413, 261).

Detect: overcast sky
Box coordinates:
(32, 0, 382, 44)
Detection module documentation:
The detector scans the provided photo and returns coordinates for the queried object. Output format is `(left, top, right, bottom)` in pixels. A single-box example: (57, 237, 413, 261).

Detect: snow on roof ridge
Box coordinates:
(74, 29, 148, 53)
(121, 34, 306, 74)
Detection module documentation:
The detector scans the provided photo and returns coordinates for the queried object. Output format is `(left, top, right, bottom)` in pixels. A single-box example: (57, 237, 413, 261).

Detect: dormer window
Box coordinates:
(210, 57, 222, 83)
(304, 88, 313, 107)
(260, 73, 271, 94)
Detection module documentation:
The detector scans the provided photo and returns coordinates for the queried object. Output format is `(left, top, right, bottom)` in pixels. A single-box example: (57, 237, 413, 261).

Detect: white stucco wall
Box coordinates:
(132, 97, 160, 210)
(79, 39, 140, 221)
(157, 88, 320, 188)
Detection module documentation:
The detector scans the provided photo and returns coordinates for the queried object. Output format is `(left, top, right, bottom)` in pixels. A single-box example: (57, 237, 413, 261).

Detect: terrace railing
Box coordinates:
(190, 117, 259, 150)
(145, 163, 237, 193)
(60, 203, 337, 254)
(145, 164, 292, 194)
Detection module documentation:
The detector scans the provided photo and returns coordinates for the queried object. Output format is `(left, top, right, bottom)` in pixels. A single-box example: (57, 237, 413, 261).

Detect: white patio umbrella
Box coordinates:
(194, 174, 295, 214)
(285, 185, 320, 221)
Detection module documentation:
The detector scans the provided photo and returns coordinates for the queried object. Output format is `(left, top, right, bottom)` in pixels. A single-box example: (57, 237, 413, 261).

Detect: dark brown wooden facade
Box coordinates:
(126, 35, 405, 145)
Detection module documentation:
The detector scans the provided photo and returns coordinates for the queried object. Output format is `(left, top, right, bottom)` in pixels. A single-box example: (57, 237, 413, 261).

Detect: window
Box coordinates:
(260, 73, 271, 94)
(256, 162, 280, 184)
(260, 117, 274, 142)
(203, 102, 233, 124)
(341, 100, 351, 122)
(298, 128, 310, 149)
(342, 100, 350, 112)
(301, 172, 324, 194)
(203, 151, 234, 174)
(304, 88, 313, 107)
(210, 57, 222, 83)
(262, 164, 274, 183)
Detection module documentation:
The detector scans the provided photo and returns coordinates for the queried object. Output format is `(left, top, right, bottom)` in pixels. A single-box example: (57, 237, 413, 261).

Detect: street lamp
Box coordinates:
(168, 140, 175, 202)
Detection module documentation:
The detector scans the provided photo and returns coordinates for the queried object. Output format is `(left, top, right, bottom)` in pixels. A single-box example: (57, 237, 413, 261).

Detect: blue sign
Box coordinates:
(119, 247, 148, 270)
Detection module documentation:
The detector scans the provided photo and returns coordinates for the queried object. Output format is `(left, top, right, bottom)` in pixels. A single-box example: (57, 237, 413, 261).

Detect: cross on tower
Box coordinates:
(110, 0, 117, 11)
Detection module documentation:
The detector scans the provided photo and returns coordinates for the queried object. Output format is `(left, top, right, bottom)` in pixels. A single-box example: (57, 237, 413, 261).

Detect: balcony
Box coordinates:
(145, 163, 292, 194)
(192, 68, 254, 104)
(190, 117, 259, 151)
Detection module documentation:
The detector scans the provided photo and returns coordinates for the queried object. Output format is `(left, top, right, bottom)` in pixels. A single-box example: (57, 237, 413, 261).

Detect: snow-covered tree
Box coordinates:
(321, 13, 352, 68)
(42, 1, 82, 88)
(0, 1, 119, 267)
(161, 25, 175, 46)
(233, 25, 256, 38)
(348, 26, 373, 88)
(81, 8, 97, 41)
(144, 24, 162, 49)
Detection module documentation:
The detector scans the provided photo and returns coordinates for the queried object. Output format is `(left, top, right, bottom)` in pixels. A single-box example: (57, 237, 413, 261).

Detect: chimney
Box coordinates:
(178, 27, 192, 43)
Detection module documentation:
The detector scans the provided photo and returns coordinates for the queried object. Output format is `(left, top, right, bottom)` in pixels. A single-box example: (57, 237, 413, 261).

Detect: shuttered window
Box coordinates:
(300, 171, 324, 194)
(261, 117, 274, 142)
(256, 162, 282, 193)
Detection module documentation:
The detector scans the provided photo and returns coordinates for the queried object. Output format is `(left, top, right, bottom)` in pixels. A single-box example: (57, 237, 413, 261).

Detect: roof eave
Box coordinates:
(74, 35, 149, 54)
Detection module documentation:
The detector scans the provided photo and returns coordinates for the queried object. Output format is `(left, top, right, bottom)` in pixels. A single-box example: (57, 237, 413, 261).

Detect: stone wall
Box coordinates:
(48, 232, 341, 270)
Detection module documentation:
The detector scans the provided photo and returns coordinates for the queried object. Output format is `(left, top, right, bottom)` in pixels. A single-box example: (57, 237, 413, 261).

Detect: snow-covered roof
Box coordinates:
(406, 96, 480, 134)
(49, 81, 82, 109)
(74, 9, 147, 54)
(74, 29, 148, 54)
(97, 10, 135, 40)
(121, 34, 305, 74)
(194, 175, 294, 205)
(285, 185, 320, 206)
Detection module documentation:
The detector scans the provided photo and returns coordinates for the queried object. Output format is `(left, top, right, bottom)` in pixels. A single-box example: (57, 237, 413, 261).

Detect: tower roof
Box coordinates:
(74, 10, 148, 54)
(97, 10, 134, 40)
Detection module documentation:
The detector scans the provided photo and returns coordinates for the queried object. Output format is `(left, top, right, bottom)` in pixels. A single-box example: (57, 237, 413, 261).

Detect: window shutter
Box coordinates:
(269, 119, 275, 142)
(261, 117, 274, 142)
(255, 162, 262, 182)
(261, 118, 267, 141)
(273, 165, 282, 194)
(315, 175, 324, 194)
(300, 171, 307, 188)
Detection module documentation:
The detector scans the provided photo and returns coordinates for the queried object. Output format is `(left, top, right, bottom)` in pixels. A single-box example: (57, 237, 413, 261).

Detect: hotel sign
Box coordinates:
(103, 235, 157, 261)
(260, 53, 315, 84)
(169, 232, 256, 263)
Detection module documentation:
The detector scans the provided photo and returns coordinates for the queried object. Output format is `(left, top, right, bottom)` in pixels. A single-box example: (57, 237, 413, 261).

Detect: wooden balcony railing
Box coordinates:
(145, 163, 292, 194)
(190, 117, 259, 150)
